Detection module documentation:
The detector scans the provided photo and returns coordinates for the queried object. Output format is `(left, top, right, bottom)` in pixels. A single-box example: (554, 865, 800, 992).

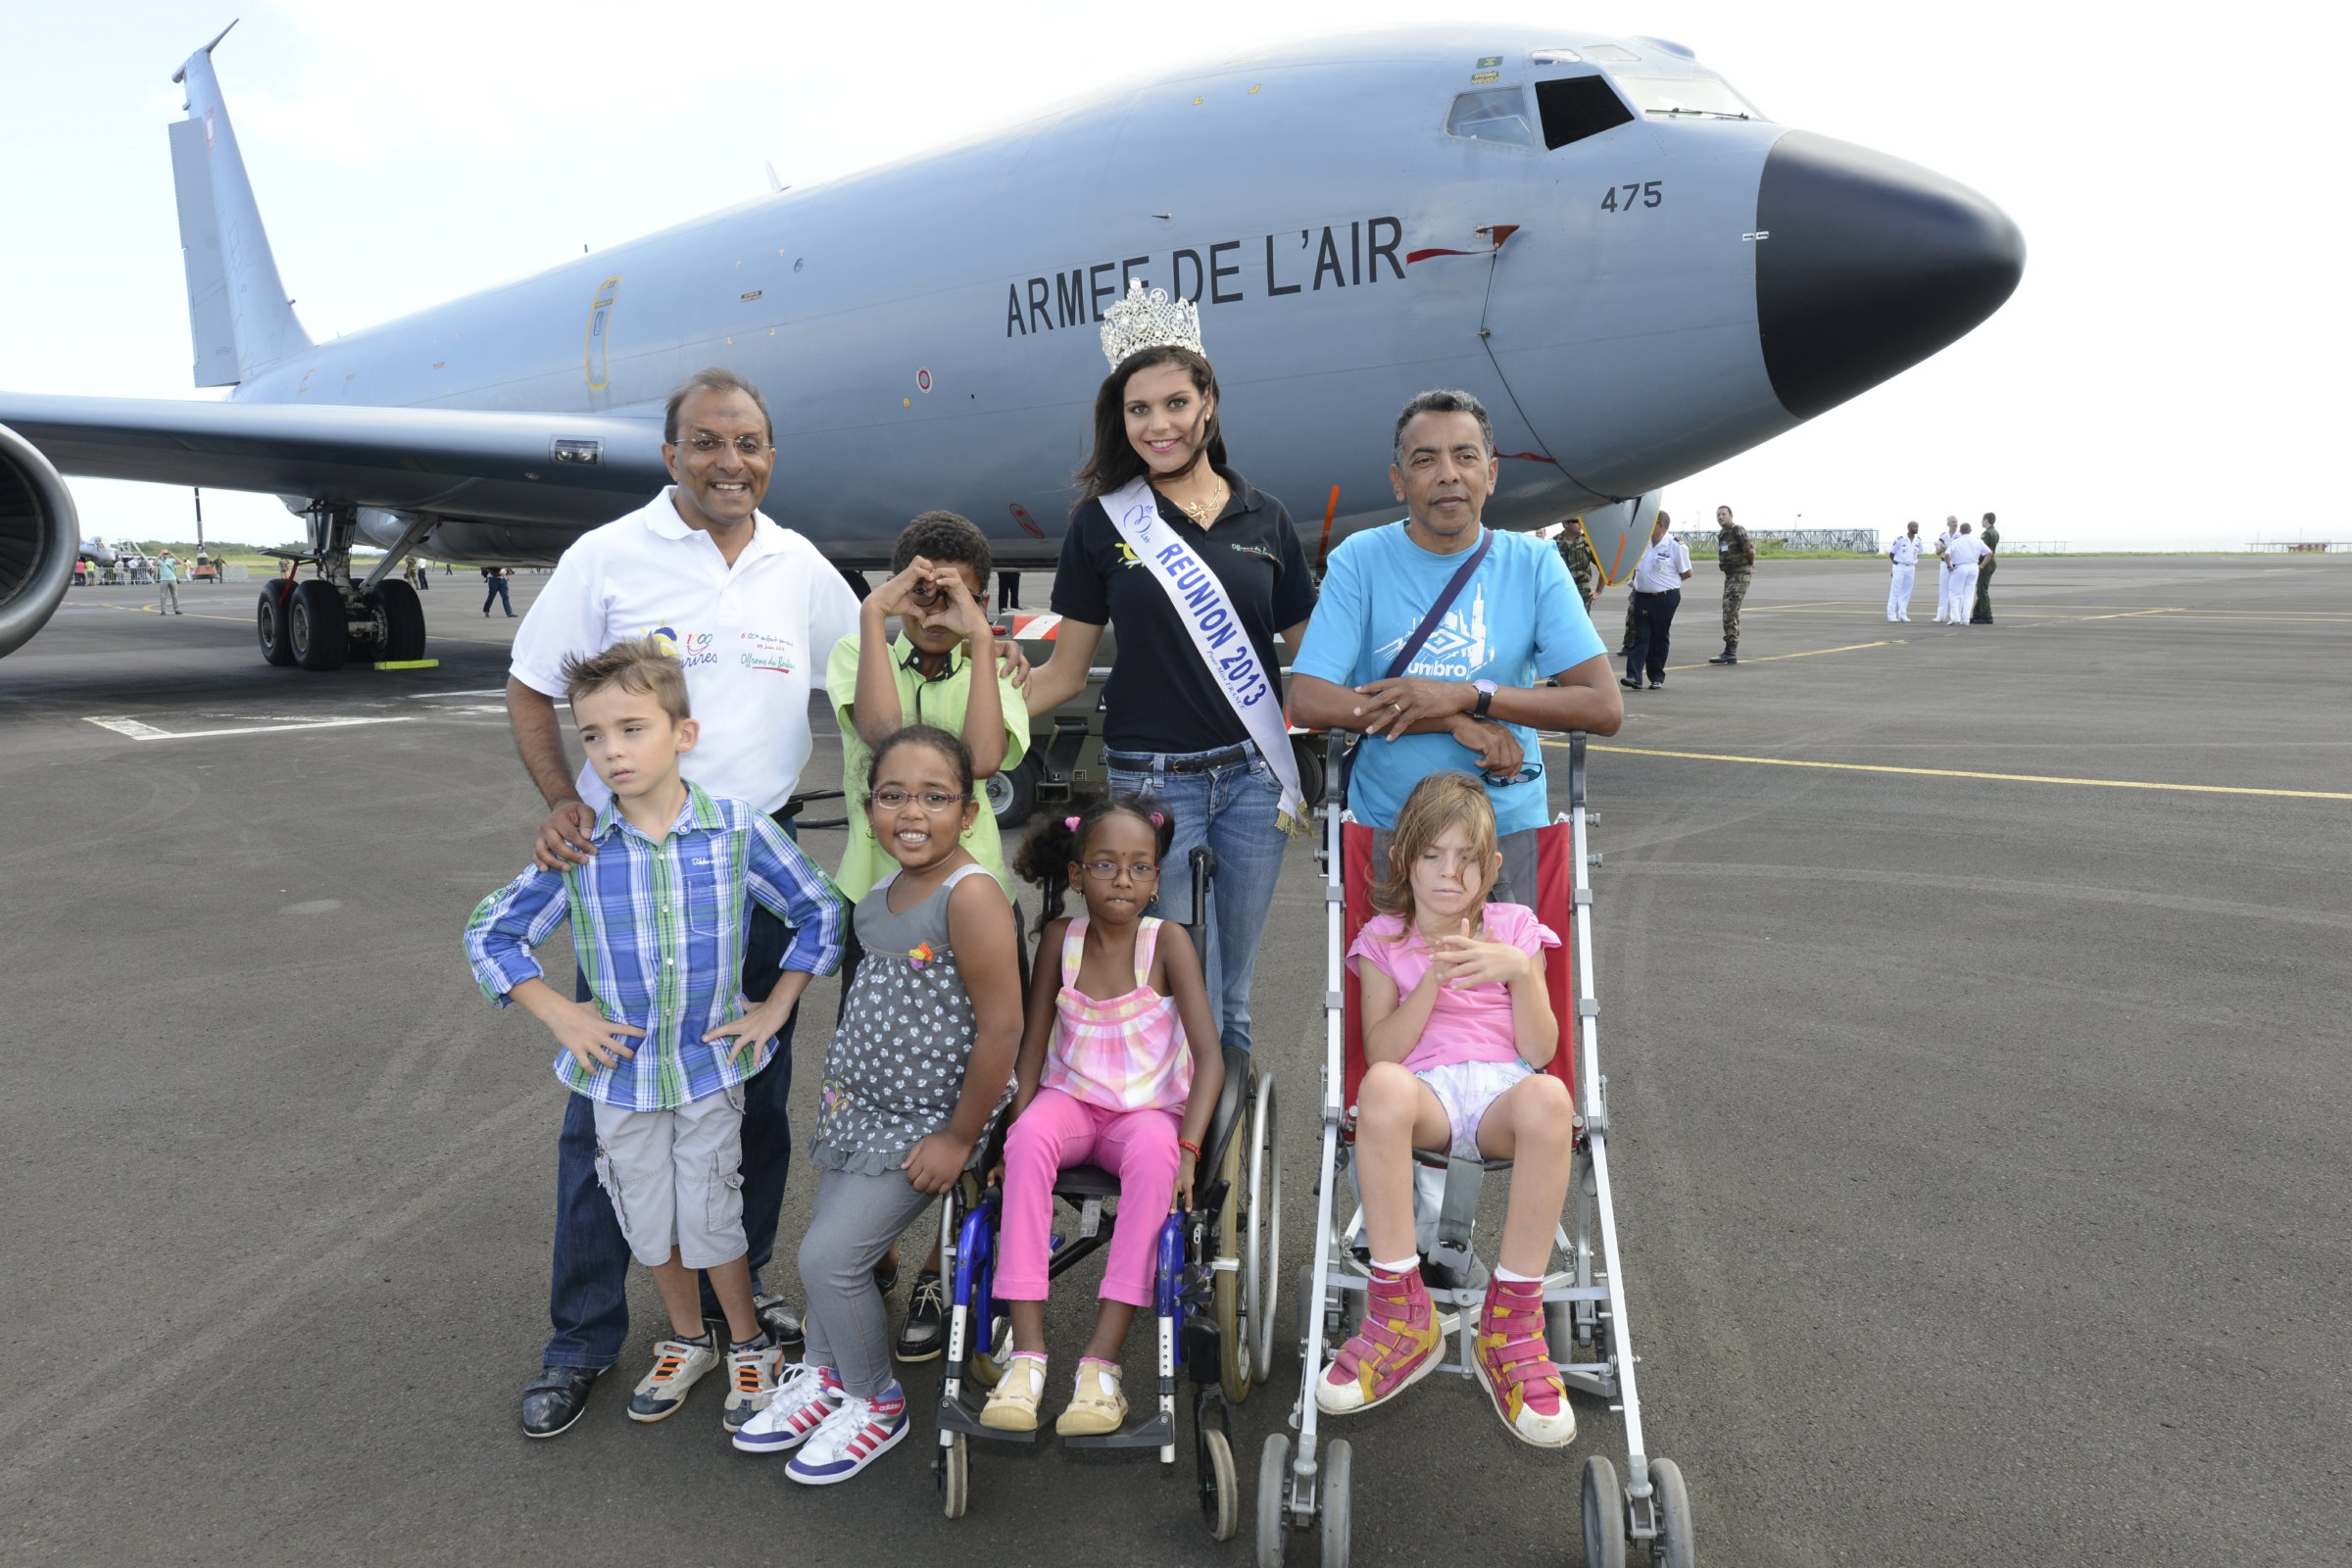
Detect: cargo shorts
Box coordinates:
(589, 1083, 749, 1270)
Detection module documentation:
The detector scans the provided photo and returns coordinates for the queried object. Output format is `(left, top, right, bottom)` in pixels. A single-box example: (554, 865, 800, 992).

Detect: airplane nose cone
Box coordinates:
(1755, 130, 2025, 420)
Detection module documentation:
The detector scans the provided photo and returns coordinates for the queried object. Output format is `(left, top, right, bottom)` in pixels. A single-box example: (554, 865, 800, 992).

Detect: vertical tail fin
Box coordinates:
(170, 24, 308, 386)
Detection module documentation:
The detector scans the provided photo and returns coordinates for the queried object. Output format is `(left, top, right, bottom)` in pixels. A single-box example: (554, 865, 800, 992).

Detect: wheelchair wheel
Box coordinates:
(1255, 1432, 1292, 1568)
(1649, 1456, 1693, 1568)
(1214, 1107, 1253, 1404)
(940, 1433, 968, 1520)
(1200, 1426, 1238, 1542)
(1247, 1071, 1282, 1383)
(1581, 1454, 1627, 1568)
(1319, 1437, 1352, 1568)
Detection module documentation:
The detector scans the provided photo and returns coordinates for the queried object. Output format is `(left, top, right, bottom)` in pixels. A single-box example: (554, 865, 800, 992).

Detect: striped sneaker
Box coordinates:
(626, 1337, 720, 1423)
(786, 1386, 908, 1486)
(1315, 1265, 1446, 1417)
(1472, 1276, 1578, 1447)
(730, 1362, 841, 1453)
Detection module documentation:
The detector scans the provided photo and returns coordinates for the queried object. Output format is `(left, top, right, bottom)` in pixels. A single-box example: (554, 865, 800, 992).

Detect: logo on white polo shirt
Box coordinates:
(647, 625, 719, 671)
(739, 628, 800, 674)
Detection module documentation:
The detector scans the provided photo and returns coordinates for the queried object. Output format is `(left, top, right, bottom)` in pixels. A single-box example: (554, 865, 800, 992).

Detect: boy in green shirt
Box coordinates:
(827, 511, 1029, 1360)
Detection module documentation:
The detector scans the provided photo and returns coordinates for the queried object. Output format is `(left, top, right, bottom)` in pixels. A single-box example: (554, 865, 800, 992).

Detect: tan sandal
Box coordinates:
(1054, 1359, 1128, 1437)
(979, 1353, 1046, 1432)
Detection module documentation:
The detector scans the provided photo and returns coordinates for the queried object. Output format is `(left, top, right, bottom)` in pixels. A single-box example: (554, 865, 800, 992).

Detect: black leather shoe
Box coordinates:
(1619, 676, 1642, 690)
(755, 1294, 806, 1350)
(521, 1365, 606, 1440)
(893, 1272, 947, 1362)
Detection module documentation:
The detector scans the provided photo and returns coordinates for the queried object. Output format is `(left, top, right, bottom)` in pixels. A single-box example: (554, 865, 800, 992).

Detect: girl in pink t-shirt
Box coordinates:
(1316, 773, 1581, 1449)
(981, 793, 1225, 1438)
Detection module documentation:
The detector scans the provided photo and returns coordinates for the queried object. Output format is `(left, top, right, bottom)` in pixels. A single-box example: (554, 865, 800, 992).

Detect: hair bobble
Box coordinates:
(1064, 815, 1082, 830)
(1150, 811, 1165, 827)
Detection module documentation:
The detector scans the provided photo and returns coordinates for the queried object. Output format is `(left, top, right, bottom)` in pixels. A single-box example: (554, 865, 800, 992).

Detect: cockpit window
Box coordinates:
(1616, 74, 1763, 121)
(1446, 87, 1534, 147)
(1534, 75, 1635, 150)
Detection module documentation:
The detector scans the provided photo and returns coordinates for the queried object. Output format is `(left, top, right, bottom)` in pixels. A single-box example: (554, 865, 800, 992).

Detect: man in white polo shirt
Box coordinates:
(1888, 520, 1923, 621)
(504, 367, 861, 1439)
(1621, 511, 1693, 690)
(1942, 520, 1990, 628)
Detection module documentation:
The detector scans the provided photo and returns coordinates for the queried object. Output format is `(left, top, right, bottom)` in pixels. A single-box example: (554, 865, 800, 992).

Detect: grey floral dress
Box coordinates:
(811, 863, 1013, 1174)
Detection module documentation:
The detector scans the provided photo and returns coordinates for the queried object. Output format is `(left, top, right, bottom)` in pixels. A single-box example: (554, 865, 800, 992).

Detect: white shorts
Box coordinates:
(1414, 1058, 1536, 1160)
(591, 1084, 749, 1270)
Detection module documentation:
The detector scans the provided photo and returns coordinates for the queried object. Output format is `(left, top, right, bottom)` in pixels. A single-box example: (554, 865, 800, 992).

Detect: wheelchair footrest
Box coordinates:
(1060, 1409, 1176, 1451)
(938, 1389, 1037, 1446)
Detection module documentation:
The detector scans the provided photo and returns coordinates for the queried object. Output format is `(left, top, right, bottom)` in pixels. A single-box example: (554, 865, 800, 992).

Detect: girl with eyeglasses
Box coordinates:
(736, 724, 1020, 1486)
(977, 793, 1225, 1436)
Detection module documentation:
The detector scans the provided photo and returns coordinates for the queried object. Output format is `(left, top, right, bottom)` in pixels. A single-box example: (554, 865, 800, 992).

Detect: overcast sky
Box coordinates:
(2, 1, 2342, 551)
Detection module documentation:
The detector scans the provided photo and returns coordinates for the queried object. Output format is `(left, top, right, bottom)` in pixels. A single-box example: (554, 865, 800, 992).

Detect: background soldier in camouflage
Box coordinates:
(1556, 515, 1599, 611)
(1708, 504, 1754, 665)
(1971, 510, 2000, 623)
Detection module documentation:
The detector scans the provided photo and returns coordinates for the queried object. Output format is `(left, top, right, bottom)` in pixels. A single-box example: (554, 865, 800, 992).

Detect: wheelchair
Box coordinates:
(930, 847, 1282, 1542)
(1260, 732, 1696, 1567)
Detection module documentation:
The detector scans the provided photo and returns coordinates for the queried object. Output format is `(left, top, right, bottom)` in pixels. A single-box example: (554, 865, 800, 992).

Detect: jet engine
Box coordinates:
(0, 422, 81, 660)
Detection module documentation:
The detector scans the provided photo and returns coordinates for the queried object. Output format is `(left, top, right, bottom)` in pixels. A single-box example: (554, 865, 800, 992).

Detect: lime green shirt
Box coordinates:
(828, 632, 1028, 903)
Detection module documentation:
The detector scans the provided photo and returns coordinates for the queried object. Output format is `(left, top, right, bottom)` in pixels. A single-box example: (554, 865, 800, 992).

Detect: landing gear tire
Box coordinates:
(289, 579, 350, 671)
(257, 584, 296, 666)
(1582, 1454, 1628, 1568)
(368, 578, 427, 662)
(986, 753, 1040, 829)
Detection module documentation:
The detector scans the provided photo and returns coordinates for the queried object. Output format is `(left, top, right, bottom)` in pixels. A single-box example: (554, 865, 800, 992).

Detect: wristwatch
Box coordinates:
(1472, 679, 1497, 719)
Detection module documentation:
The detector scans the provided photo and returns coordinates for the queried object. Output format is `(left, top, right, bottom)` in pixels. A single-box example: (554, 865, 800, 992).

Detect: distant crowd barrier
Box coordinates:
(2247, 541, 2347, 554)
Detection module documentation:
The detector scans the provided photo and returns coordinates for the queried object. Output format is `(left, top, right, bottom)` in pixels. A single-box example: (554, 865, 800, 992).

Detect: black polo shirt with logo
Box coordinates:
(1051, 467, 1318, 755)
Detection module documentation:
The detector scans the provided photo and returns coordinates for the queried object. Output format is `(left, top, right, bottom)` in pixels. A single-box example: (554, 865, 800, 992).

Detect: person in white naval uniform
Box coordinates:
(1943, 522, 1990, 627)
(1932, 515, 1960, 621)
(1887, 521, 1923, 621)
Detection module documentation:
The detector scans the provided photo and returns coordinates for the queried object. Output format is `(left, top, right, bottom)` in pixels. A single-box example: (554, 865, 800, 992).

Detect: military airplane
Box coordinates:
(0, 23, 2022, 669)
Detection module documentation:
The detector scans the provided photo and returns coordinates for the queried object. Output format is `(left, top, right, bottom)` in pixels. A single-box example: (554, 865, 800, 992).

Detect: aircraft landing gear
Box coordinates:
(256, 505, 434, 671)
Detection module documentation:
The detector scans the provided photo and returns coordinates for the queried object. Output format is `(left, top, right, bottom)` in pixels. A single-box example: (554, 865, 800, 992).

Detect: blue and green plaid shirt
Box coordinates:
(464, 780, 846, 1110)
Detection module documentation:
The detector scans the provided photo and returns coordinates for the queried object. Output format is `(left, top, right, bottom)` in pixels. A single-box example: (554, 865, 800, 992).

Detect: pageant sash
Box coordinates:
(1101, 477, 1307, 831)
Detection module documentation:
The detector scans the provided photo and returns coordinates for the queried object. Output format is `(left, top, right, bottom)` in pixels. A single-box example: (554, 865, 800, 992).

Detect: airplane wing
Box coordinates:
(0, 394, 666, 528)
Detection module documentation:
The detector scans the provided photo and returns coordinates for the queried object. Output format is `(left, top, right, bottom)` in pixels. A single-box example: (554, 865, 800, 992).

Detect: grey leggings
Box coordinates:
(800, 1164, 934, 1398)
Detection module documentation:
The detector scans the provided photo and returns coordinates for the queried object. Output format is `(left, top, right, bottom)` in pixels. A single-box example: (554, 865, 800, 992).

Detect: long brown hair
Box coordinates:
(1373, 773, 1500, 935)
(1073, 345, 1228, 504)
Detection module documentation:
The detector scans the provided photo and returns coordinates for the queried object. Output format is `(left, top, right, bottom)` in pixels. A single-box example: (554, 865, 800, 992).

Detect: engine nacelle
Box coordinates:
(0, 422, 81, 660)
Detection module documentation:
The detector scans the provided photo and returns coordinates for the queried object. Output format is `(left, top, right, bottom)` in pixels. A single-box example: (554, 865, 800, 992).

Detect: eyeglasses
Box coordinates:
(1480, 761, 1544, 787)
(680, 433, 772, 458)
(1081, 859, 1160, 880)
(867, 788, 967, 811)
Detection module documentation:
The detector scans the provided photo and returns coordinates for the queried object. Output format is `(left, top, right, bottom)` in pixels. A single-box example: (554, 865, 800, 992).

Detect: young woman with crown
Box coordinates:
(1021, 280, 1317, 1056)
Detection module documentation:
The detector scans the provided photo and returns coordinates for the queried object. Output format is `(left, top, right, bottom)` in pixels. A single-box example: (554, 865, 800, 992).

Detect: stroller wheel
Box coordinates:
(1582, 1454, 1627, 1568)
(1256, 1433, 1292, 1568)
(1318, 1438, 1352, 1568)
(1200, 1427, 1238, 1542)
(940, 1433, 968, 1520)
(1649, 1457, 1693, 1568)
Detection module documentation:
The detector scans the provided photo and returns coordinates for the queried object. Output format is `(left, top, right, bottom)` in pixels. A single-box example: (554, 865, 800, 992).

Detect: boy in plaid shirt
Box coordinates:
(466, 639, 844, 1430)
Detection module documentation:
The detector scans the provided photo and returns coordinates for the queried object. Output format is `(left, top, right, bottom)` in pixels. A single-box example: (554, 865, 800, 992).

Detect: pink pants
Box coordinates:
(995, 1089, 1182, 1308)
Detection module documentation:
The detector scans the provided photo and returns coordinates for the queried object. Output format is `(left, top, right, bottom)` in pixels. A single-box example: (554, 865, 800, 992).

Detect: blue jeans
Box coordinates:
(544, 895, 800, 1370)
(1105, 746, 1291, 1054)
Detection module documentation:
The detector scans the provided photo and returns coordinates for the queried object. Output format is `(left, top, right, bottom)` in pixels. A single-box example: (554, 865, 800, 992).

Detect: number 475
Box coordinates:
(1601, 181, 1663, 212)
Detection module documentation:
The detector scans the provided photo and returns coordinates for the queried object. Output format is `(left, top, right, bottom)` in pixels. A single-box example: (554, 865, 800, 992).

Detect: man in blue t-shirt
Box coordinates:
(1292, 390, 1623, 899)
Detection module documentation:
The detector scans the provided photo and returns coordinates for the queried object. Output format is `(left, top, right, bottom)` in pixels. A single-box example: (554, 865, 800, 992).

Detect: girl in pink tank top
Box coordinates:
(980, 795, 1225, 1438)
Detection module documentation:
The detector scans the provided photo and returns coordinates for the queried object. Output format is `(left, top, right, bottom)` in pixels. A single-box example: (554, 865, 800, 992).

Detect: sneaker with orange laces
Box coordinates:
(626, 1335, 721, 1423)
(1314, 1265, 1447, 1416)
(1472, 1276, 1577, 1446)
(721, 1335, 784, 1433)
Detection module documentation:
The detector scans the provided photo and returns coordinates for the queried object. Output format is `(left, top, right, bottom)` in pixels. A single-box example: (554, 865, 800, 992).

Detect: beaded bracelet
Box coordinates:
(1178, 1138, 1202, 1157)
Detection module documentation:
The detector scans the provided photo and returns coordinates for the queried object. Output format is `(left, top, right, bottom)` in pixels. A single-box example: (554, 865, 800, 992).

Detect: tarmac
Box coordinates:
(3, 556, 2347, 1567)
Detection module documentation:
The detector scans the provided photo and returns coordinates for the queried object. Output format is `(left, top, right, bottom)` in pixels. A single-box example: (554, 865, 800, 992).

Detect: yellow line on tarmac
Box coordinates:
(1663, 639, 1893, 672)
(2070, 608, 2183, 621)
(1548, 741, 2352, 802)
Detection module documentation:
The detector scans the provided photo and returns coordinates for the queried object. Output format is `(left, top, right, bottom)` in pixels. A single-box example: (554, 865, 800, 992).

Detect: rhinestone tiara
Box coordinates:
(1100, 278, 1205, 368)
